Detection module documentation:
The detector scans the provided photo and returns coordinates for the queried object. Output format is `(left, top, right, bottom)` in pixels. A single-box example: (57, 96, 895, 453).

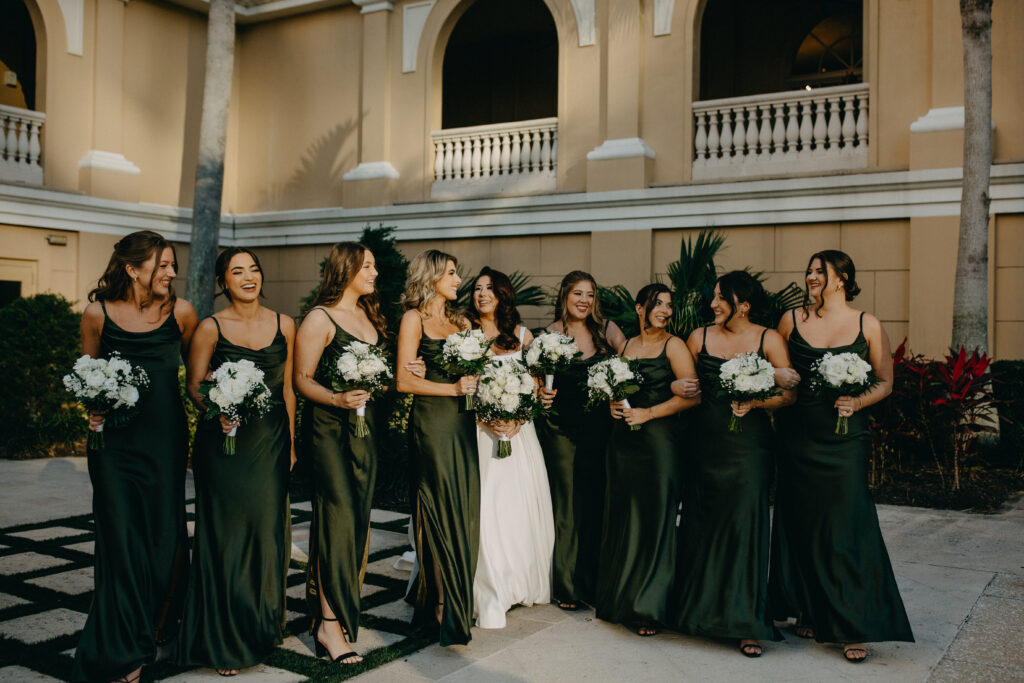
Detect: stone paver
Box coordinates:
(25, 566, 94, 595)
(0, 607, 87, 644)
(8, 527, 86, 542)
(0, 552, 70, 575)
(0, 593, 28, 610)
(0, 665, 64, 682)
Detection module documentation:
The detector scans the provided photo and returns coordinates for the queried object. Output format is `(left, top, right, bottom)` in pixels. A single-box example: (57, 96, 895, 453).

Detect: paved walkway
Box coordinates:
(0, 458, 1022, 682)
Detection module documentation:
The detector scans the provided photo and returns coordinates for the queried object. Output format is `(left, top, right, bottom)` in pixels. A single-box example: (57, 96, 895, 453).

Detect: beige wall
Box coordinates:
(994, 214, 1024, 358)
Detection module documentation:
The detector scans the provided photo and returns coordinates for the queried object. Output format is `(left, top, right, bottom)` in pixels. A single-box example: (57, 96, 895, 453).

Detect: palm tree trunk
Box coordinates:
(952, 0, 993, 354)
(187, 0, 236, 320)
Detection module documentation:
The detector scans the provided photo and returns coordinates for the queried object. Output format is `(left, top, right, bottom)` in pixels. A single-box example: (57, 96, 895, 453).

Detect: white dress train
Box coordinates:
(473, 327, 555, 629)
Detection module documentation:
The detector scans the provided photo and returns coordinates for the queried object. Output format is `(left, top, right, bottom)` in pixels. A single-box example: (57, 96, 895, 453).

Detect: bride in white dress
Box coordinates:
(468, 267, 555, 629)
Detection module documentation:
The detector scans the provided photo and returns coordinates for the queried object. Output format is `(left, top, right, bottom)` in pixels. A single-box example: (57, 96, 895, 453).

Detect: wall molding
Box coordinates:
(56, 0, 84, 56)
(402, 0, 435, 73)
(569, 0, 594, 46)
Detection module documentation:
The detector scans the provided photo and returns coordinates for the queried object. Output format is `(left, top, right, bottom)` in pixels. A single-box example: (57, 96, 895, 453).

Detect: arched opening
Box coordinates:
(698, 0, 862, 100)
(0, 0, 38, 110)
(441, 0, 557, 129)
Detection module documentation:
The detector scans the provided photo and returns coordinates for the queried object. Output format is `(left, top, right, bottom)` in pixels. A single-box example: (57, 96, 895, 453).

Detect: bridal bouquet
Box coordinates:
(63, 352, 150, 450)
(330, 341, 392, 438)
(807, 351, 880, 435)
(525, 332, 581, 390)
(199, 359, 273, 454)
(717, 352, 779, 432)
(475, 359, 542, 458)
(440, 329, 493, 409)
(585, 356, 644, 430)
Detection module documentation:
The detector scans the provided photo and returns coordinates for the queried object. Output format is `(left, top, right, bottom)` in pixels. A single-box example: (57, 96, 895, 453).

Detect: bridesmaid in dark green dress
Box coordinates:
(670, 271, 794, 657)
(396, 249, 480, 646)
(770, 250, 913, 663)
(73, 231, 198, 683)
(595, 284, 699, 637)
(178, 248, 296, 676)
(535, 271, 625, 609)
(294, 242, 393, 665)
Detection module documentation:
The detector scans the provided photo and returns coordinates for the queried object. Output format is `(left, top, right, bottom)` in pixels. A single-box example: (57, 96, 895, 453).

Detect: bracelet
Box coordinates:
(649, 408, 656, 420)
(856, 397, 863, 411)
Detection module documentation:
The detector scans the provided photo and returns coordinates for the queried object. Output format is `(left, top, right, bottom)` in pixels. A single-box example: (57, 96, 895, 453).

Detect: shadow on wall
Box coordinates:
(260, 118, 358, 211)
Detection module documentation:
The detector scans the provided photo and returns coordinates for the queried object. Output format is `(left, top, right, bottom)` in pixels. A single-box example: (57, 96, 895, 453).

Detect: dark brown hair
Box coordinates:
(635, 283, 673, 331)
(466, 267, 521, 351)
(311, 242, 388, 339)
(215, 247, 265, 301)
(803, 249, 861, 317)
(553, 270, 613, 355)
(88, 230, 177, 311)
(716, 270, 767, 331)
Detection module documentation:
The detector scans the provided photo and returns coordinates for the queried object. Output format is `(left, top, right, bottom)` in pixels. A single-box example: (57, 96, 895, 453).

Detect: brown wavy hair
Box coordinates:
(466, 267, 521, 351)
(215, 247, 265, 302)
(802, 249, 862, 318)
(88, 230, 177, 311)
(310, 242, 388, 339)
(401, 249, 463, 328)
(635, 283, 673, 331)
(553, 270, 612, 356)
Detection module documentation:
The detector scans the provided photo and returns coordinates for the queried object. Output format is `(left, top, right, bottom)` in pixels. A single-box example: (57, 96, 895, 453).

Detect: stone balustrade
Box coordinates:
(0, 105, 45, 186)
(692, 83, 868, 179)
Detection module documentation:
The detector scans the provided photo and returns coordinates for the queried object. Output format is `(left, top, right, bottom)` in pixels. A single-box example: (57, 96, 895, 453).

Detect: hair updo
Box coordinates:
(804, 249, 861, 316)
(716, 270, 767, 330)
(634, 282, 673, 331)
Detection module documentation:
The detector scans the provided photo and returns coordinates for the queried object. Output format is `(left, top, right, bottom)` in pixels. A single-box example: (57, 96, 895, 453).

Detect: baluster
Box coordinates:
(16, 118, 29, 164)
(799, 100, 813, 155)
(812, 99, 827, 153)
(490, 134, 501, 175)
(0, 115, 7, 161)
(771, 103, 785, 158)
(480, 135, 491, 177)
(745, 106, 758, 158)
(785, 102, 799, 156)
(694, 112, 708, 161)
(29, 121, 41, 168)
(433, 141, 444, 180)
(499, 133, 511, 174)
(856, 96, 869, 147)
(510, 132, 521, 174)
(841, 97, 856, 150)
(540, 129, 552, 171)
(530, 130, 542, 172)
(442, 141, 453, 179)
(733, 108, 747, 157)
(6, 118, 20, 162)
(826, 97, 841, 151)
(706, 111, 721, 161)
(452, 139, 464, 179)
(720, 109, 733, 159)
(550, 129, 558, 171)
(470, 137, 481, 178)
(757, 105, 772, 158)
(521, 131, 533, 172)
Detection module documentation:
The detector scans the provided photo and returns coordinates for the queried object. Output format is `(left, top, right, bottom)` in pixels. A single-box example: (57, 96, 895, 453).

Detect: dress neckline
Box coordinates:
(622, 334, 671, 361)
(314, 307, 379, 346)
(212, 313, 283, 352)
(101, 300, 176, 335)
(790, 323, 865, 351)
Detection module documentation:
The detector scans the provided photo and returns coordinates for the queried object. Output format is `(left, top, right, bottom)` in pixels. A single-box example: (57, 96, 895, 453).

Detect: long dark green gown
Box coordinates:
(769, 311, 913, 643)
(304, 311, 382, 644)
(671, 328, 780, 641)
(595, 338, 683, 627)
(177, 315, 291, 670)
(535, 351, 612, 605)
(406, 324, 479, 646)
(72, 301, 189, 683)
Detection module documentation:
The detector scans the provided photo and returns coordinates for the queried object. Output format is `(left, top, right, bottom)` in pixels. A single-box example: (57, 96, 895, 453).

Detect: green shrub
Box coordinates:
(0, 294, 88, 458)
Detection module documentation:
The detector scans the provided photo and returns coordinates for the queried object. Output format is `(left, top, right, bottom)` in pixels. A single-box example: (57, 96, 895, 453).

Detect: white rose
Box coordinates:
(118, 385, 140, 406)
(500, 393, 520, 413)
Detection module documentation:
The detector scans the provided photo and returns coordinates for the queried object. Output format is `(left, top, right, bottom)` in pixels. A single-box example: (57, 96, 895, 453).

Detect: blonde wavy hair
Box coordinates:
(402, 249, 463, 326)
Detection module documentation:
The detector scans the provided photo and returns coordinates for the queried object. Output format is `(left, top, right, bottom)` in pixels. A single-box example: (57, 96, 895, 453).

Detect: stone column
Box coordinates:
(343, 0, 399, 208)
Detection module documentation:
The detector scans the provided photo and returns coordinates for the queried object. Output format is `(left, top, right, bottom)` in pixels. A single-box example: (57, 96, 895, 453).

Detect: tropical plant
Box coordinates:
(597, 284, 639, 339)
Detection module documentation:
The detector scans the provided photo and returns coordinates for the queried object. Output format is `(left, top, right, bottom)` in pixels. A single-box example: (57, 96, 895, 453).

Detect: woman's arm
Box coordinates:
(186, 318, 219, 409)
(395, 310, 473, 397)
(293, 308, 369, 409)
(774, 310, 801, 389)
(623, 337, 700, 428)
(838, 313, 893, 413)
(757, 329, 796, 410)
(80, 303, 105, 431)
(606, 320, 627, 352)
(671, 329, 704, 398)
(280, 315, 298, 470)
(176, 298, 199, 358)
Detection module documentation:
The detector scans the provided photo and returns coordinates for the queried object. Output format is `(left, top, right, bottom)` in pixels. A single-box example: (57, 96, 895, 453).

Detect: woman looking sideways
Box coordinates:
(535, 271, 625, 610)
(594, 284, 699, 637)
(179, 248, 296, 676)
(769, 250, 913, 662)
(73, 231, 197, 683)
(396, 250, 480, 646)
(670, 271, 793, 658)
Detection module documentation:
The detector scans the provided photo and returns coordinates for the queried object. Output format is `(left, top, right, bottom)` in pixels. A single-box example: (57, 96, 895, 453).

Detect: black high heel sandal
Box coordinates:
(314, 616, 362, 664)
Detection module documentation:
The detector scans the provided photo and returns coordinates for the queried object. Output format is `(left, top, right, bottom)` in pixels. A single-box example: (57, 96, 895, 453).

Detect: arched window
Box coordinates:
(442, 0, 557, 129)
(0, 0, 38, 110)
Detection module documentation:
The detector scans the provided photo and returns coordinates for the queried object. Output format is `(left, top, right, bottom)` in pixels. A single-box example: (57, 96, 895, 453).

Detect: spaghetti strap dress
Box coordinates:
(406, 317, 480, 646)
(769, 310, 913, 643)
(594, 337, 684, 628)
(671, 328, 780, 641)
(304, 309, 382, 644)
(72, 301, 189, 682)
(177, 315, 291, 670)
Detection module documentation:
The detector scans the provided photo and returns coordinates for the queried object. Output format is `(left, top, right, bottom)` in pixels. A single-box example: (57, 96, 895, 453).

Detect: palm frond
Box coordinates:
(598, 284, 639, 339)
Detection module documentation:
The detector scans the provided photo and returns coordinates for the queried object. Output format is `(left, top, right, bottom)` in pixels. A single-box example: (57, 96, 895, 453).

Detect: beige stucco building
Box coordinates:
(0, 0, 1021, 357)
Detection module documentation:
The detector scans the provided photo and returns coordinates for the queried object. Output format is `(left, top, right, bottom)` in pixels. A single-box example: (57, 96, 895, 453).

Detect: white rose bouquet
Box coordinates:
(474, 359, 543, 458)
(585, 356, 644, 430)
(330, 341, 393, 438)
(63, 352, 150, 450)
(524, 332, 581, 390)
(199, 359, 273, 454)
(807, 351, 880, 435)
(717, 352, 780, 432)
(440, 329, 493, 410)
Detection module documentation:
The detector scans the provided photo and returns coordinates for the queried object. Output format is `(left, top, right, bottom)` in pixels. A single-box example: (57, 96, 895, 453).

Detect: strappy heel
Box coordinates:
(314, 616, 362, 664)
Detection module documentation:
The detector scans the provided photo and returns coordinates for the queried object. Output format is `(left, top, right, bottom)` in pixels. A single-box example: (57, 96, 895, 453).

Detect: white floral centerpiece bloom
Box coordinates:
(807, 351, 880, 435)
(199, 359, 273, 454)
(63, 352, 150, 450)
(717, 352, 779, 432)
(440, 329, 493, 410)
(330, 340, 393, 438)
(474, 358, 542, 458)
(585, 356, 644, 430)
(524, 332, 581, 390)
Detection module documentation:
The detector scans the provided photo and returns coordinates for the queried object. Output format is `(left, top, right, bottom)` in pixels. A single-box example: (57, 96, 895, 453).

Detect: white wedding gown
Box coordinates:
(473, 327, 555, 629)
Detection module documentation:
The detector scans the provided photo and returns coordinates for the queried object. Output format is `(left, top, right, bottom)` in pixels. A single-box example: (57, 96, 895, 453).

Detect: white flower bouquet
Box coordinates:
(807, 351, 880, 435)
(330, 341, 393, 438)
(585, 356, 644, 430)
(525, 332, 581, 390)
(63, 352, 150, 450)
(440, 329, 494, 410)
(475, 359, 542, 458)
(717, 352, 779, 432)
(199, 359, 273, 454)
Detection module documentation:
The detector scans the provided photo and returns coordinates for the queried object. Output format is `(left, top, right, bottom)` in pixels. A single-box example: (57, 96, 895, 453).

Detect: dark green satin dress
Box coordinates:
(769, 311, 913, 643)
(535, 351, 612, 605)
(595, 338, 683, 627)
(672, 328, 780, 641)
(177, 315, 291, 670)
(406, 325, 479, 646)
(304, 311, 382, 644)
(73, 302, 189, 683)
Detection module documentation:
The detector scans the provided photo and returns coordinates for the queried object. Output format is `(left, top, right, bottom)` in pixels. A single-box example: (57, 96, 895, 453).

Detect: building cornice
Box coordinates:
(159, 0, 355, 24)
